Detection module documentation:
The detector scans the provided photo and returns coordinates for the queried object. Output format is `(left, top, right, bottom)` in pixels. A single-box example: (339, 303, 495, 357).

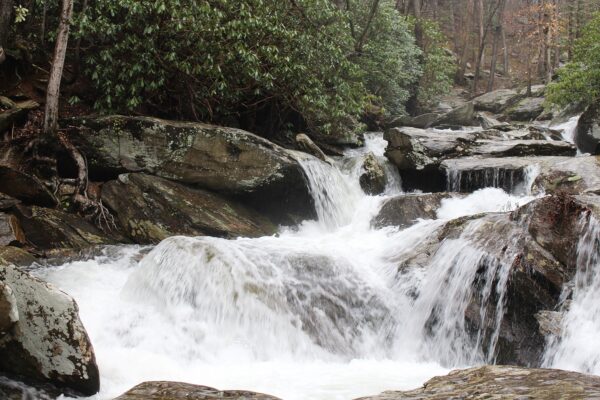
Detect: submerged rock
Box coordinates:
(575, 102, 600, 154)
(102, 173, 277, 244)
(356, 365, 600, 399)
(69, 115, 314, 223)
(0, 263, 99, 396)
(113, 381, 281, 400)
(359, 153, 387, 195)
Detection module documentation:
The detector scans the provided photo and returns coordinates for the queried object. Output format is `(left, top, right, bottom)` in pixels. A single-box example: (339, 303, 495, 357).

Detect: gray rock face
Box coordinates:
(0, 264, 99, 396)
(372, 193, 456, 228)
(506, 97, 546, 121)
(359, 153, 387, 195)
(356, 365, 600, 399)
(69, 116, 314, 223)
(113, 381, 281, 400)
(473, 89, 523, 113)
(475, 112, 508, 129)
(102, 173, 277, 244)
(387, 113, 440, 129)
(575, 102, 600, 154)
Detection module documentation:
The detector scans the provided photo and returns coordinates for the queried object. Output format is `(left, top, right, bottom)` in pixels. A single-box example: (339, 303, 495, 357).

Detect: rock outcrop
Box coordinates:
(575, 101, 600, 154)
(0, 166, 57, 207)
(113, 381, 282, 400)
(69, 116, 314, 223)
(102, 173, 277, 244)
(356, 365, 600, 399)
(532, 155, 600, 195)
(429, 102, 476, 128)
(359, 153, 387, 195)
(0, 263, 100, 396)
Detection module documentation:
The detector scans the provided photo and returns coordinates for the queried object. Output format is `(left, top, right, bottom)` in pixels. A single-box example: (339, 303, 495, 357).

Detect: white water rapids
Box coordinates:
(33, 132, 600, 399)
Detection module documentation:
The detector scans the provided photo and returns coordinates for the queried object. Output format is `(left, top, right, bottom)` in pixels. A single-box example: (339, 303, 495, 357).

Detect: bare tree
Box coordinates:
(488, 0, 507, 90)
(44, 0, 74, 135)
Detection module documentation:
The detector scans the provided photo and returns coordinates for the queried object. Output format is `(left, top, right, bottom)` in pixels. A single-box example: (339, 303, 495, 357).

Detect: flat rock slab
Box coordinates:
(473, 89, 523, 113)
(113, 381, 281, 400)
(532, 155, 600, 195)
(356, 365, 600, 399)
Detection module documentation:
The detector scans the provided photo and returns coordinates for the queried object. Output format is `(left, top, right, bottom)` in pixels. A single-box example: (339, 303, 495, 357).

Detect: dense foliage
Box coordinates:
(547, 13, 600, 108)
(8, 0, 456, 137)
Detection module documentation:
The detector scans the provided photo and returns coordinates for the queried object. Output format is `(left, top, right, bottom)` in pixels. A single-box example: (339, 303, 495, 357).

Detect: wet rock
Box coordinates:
(429, 102, 476, 127)
(356, 365, 600, 399)
(295, 133, 330, 163)
(473, 89, 523, 113)
(373, 193, 456, 228)
(536, 310, 564, 337)
(0, 281, 18, 332)
(532, 155, 600, 195)
(0, 263, 100, 396)
(470, 138, 575, 157)
(575, 102, 600, 154)
(11, 205, 123, 252)
(506, 97, 546, 121)
(69, 115, 314, 223)
(359, 153, 386, 195)
(113, 381, 281, 400)
(0, 166, 57, 207)
(102, 173, 277, 244)
(0, 246, 36, 267)
(0, 377, 53, 400)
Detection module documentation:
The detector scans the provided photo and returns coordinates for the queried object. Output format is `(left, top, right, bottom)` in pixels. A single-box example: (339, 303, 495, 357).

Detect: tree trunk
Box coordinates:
(487, 0, 506, 91)
(501, 25, 509, 75)
(43, 0, 74, 136)
(457, 0, 475, 83)
(0, 0, 13, 64)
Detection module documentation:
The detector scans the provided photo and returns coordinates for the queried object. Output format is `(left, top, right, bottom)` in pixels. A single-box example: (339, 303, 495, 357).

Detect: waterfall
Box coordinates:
(543, 216, 600, 373)
(35, 133, 555, 400)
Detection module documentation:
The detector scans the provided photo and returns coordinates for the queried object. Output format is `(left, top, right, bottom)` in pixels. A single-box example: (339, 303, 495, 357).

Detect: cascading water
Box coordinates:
(34, 132, 583, 400)
(543, 216, 600, 373)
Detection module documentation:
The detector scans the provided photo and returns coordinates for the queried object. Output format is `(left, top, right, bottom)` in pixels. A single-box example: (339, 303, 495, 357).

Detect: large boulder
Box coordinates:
(372, 193, 456, 228)
(102, 173, 277, 244)
(506, 97, 545, 121)
(429, 102, 476, 127)
(575, 102, 600, 154)
(386, 113, 440, 129)
(69, 116, 314, 223)
(473, 89, 523, 113)
(0, 263, 99, 396)
(113, 381, 281, 400)
(356, 366, 600, 399)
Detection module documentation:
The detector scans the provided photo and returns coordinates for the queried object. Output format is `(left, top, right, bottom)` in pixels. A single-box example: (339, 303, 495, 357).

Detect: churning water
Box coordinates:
(35, 132, 600, 399)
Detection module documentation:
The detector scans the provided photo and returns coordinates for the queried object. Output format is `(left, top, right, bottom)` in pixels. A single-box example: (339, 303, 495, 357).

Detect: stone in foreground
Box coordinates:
(113, 381, 281, 400)
(356, 365, 600, 399)
(0, 264, 99, 396)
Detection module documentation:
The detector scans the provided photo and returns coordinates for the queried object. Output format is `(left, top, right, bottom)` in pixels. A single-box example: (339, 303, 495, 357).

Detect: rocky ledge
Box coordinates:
(358, 365, 600, 399)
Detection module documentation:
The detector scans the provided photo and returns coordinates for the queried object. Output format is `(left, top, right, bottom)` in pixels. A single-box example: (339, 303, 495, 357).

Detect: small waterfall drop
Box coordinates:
(543, 216, 600, 373)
